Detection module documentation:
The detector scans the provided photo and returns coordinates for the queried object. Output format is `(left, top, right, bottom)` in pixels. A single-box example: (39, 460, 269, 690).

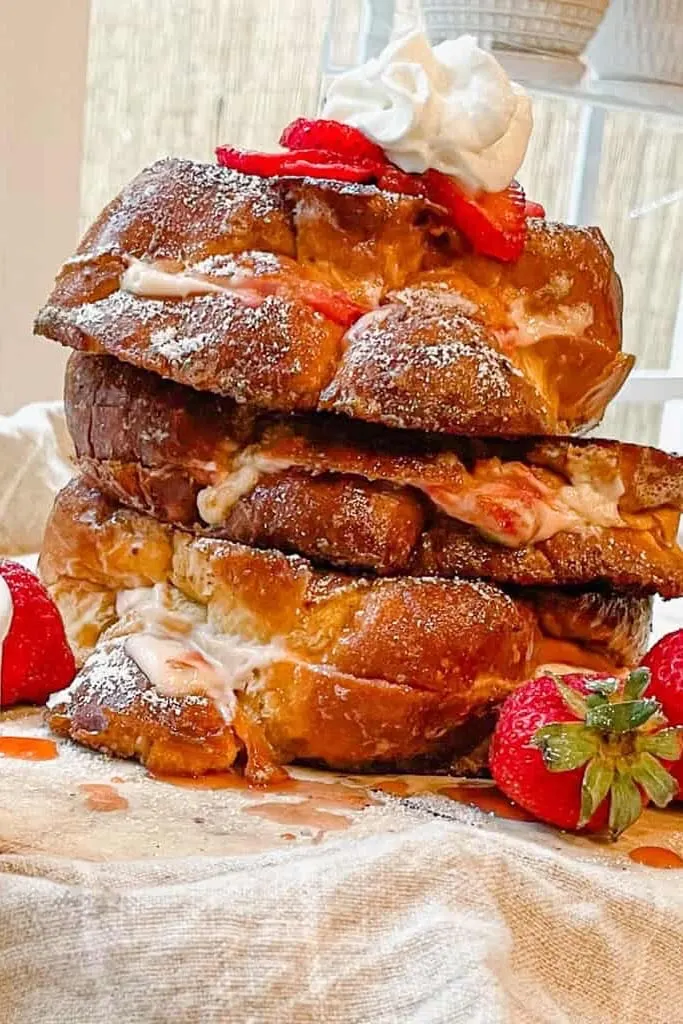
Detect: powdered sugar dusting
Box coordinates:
(334, 304, 522, 401)
(59, 641, 145, 713)
(35, 159, 623, 437)
(191, 251, 284, 278)
(55, 640, 211, 719)
(151, 160, 282, 229)
(41, 284, 322, 394)
(294, 178, 402, 202)
(149, 327, 208, 365)
(42, 289, 164, 334)
(392, 286, 479, 317)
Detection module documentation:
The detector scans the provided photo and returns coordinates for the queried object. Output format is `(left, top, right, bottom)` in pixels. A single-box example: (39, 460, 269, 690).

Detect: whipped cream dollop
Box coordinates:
(323, 30, 532, 193)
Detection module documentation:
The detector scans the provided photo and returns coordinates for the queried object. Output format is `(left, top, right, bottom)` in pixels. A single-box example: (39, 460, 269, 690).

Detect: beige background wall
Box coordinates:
(81, 0, 330, 228)
(0, 0, 89, 413)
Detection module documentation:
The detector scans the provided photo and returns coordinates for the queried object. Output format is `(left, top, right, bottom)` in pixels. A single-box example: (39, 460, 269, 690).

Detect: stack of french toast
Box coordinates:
(33, 154, 683, 780)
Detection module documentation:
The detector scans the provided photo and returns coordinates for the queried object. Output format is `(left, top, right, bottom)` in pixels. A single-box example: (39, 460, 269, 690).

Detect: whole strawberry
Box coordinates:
(0, 560, 76, 708)
(642, 630, 683, 792)
(489, 669, 683, 839)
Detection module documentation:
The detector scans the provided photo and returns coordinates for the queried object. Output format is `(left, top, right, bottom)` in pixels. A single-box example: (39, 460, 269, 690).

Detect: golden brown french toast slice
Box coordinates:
(35, 158, 631, 436)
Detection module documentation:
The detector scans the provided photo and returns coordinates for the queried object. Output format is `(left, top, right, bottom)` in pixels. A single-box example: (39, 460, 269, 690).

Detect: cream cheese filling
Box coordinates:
(120, 258, 264, 305)
(425, 467, 625, 547)
(116, 584, 285, 719)
(197, 446, 627, 549)
(197, 452, 294, 525)
(121, 260, 228, 299)
(508, 297, 594, 347)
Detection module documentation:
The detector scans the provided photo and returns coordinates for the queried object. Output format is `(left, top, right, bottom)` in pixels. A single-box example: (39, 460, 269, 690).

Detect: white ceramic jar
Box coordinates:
(420, 0, 610, 56)
(586, 0, 683, 86)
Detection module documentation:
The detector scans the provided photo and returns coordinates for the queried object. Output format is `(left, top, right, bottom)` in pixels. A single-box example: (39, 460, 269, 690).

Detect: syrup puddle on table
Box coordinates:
(79, 783, 129, 813)
(628, 846, 683, 869)
(153, 771, 374, 809)
(244, 802, 352, 832)
(152, 768, 535, 835)
(150, 772, 247, 791)
(366, 777, 532, 821)
(370, 779, 411, 797)
(437, 784, 535, 822)
(0, 736, 59, 761)
(153, 769, 375, 838)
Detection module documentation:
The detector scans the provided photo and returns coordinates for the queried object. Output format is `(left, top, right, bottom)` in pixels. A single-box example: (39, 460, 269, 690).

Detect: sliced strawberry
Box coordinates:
(292, 280, 366, 327)
(217, 147, 287, 175)
(376, 165, 428, 197)
(276, 156, 380, 183)
(525, 200, 546, 219)
(217, 137, 531, 261)
(217, 146, 366, 169)
(424, 171, 527, 262)
(279, 118, 386, 164)
(224, 268, 367, 328)
(239, 275, 366, 328)
(216, 145, 380, 183)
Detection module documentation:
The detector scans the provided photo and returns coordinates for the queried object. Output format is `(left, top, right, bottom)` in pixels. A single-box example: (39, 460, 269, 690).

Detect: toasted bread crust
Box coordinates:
(36, 158, 630, 435)
(413, 518, 683, 598)
(41, 479, 651, 776)
(66, 354, 683, 595)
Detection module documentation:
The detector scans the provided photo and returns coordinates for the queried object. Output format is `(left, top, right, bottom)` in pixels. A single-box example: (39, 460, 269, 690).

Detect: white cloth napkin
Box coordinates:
(0, 402, 73, 555)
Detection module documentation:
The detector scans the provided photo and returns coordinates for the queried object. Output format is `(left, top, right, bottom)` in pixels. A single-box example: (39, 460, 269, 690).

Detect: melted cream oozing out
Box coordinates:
(559, 452, 625, 528)
(120, 259, 263, 305)
(117, 585, 285, 719)
(0, 576, 14, 699)
(197, 453, 294, 525)
(202, 447, 626, 545)
(508, 298, 594, 348)
(423, 466, 624, 548)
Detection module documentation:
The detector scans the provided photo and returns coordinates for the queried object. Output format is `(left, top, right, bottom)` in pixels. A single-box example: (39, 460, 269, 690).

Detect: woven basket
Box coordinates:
(420, 0, 609, 56)
(586, 0, 683, 86)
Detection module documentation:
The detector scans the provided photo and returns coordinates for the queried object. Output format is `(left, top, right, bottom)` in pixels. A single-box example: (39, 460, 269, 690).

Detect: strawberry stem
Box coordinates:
(579, 758, 614, 827)
(532, 668, 683, 840)
(609, 770, 643, 840)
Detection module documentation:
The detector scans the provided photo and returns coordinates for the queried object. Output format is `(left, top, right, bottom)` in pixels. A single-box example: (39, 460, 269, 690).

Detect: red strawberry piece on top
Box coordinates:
(217, 126, 533, 262)
(279, 118, 386, 164)
(424, 171, 527, 262)
(525, 200, 546, 219)
(643, 630, 683, 793)
(216, 145, 381, 183)
(0, 560, 76, 708)
(376, 165, 428, 197)
(489, 668, 683, 839)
